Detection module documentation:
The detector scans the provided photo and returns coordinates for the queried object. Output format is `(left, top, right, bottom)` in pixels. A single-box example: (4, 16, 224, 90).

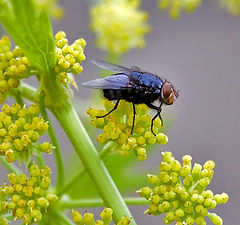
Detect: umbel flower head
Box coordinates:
(219, 0, 240, 15)
(55, 31, 86, 87)
(72, 207, 131, 225)
(137, 152, 229, 225)
(88, 99, 168, 161)
(34, 0, 64, 19)
(90, 0, 150, 54)
(0, 103, 53, 163)
(0, 36, 33, 104)
(0, 165, 58, 224)
(158, 0, 202, 19)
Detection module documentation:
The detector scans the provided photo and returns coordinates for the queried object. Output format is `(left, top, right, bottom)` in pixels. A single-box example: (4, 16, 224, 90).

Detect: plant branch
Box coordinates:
(18, 82, 39, 103)
(36, 152, 45, 168)
(9, 89, 25, 107)
(59, 197, 148, 209)
(57, 141, 115, 196)
(39, 91, 65, 192)
(0, 157, 21, 174)
(15, 82, 136, 224)
(52, 104, 136, 224)
(49, 207, 75, 225)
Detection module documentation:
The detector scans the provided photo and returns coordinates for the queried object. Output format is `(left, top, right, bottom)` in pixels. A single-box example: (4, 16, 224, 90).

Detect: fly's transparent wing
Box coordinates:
(92, 60, 132, 74)
(82, 74, 132, 89)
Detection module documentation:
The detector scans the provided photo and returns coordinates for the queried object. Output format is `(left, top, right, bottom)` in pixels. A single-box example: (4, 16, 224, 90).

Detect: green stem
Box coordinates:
(59, 197, 148, 209)
(39, 91, 64, 192)
(36, 152, 45, 168)
(49, 207, 75, 225)
(17, 82, 136, 223)
(18, 83, 39, 103)
(52, 104, 136, 225)
(57, 142, 115, 196)
(10, 88, 24, 107)
(0, 157, 20, 174)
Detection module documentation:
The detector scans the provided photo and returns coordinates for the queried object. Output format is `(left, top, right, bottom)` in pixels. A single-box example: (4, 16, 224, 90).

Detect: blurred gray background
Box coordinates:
(1, 0, 240, 224)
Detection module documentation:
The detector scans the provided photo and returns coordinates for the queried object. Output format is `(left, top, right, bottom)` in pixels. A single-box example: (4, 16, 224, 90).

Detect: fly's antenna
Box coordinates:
(174, 89, 180, 99)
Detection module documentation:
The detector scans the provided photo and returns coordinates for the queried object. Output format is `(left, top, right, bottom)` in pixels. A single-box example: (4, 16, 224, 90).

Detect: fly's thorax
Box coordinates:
(160, 81, 179, 105)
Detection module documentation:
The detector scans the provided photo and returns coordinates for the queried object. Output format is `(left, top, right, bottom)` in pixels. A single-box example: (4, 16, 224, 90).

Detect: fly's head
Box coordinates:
(160, 81, 179, 105)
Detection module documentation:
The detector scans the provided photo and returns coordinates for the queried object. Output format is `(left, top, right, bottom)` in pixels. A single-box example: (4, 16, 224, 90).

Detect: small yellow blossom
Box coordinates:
(0, 165, 58, 224)
(219, 0, 240, 15)
(34, 0, 64, 19)
(0, 36, 33, 104)
(55, 31, 86, 87)
(90, 0, 150, 54)
(88, 99, 168, 161)
(137, 152, 229, 224)
(158, 0, 202, 19)
(72, 208, 131, 225)
(0, 103, 52, 163)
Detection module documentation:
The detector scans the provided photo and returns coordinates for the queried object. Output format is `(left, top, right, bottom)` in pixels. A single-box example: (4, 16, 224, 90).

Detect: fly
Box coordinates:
(82, 60, 179, 136)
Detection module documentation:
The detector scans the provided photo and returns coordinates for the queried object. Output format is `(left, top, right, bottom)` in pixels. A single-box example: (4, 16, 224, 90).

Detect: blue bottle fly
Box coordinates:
(82, 60, 179, 135)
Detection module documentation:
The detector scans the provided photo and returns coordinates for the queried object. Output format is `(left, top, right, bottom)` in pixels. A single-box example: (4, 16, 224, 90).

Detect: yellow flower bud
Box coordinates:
(37, 197, 49, 208)
(83, 212, 94, 224)
(55, 31, 66, 40)
(40, 142, 53, 153)
(72, 210, 83, 223)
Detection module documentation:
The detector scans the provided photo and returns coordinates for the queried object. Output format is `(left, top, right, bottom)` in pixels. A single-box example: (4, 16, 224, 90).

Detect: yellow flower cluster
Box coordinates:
(0, 217, 8, 225)
(55, 31, 86, 86)
(0, 165, 58, 224)
(219, 0, 240, 15)
(88, 99, 168, 161)
(137, 152, 229, 225)
(72, 208, 131, 225)
(34, 0, 64, 19)
(0, 36, 32, 104)
(0, 31, 85, 104)
(90, 0, 150, 54)
(158, 0, 202, 19)
(0, 103, 52, 163)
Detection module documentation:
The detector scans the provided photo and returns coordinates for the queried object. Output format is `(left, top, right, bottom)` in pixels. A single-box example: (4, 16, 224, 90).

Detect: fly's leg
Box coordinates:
(158, 113, 163, 127)
(149, 102, 163, 136)
(97, 99, 120, 118)
(151, 112, 161, 136)
(131, 103, 136, 134)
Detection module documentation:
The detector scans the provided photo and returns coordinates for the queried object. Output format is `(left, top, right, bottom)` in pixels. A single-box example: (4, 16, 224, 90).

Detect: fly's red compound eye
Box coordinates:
(162, 82, 175, 105)
(163, 82, 172, 99)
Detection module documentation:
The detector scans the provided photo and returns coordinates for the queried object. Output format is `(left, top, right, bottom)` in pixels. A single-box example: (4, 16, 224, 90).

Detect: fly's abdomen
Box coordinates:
(103, 89, 159, 104)
(103, 89, 122, 100)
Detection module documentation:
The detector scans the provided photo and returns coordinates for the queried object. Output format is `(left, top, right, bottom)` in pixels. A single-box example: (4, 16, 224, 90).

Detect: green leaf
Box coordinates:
(0, 0, 55, 74)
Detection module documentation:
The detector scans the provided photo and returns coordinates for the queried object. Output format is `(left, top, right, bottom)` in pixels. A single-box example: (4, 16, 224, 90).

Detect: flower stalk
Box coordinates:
(59, 197, 148, 209)
(49, 206, 75, 225)
(0, 156, 20, 174)
(57, 141, 115, 196)
(52, 104, 136, 224)
(39, 91, 65, 192)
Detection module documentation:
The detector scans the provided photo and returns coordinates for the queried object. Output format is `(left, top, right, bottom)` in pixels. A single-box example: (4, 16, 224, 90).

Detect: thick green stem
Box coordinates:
(57, 142, 115, 196)
(52, 105, 136, 225)
(17, 82, 136, 223)
(59, 197, 148, 209)
(0, 157, 20, 174)
(39, 91, 64, 192)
